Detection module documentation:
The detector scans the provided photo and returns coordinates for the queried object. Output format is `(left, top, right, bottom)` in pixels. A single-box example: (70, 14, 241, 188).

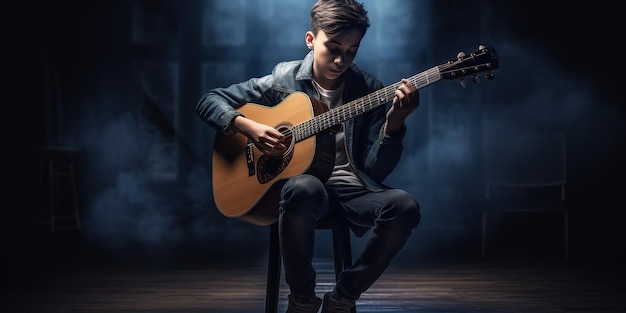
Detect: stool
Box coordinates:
(265, 215, 356, 313)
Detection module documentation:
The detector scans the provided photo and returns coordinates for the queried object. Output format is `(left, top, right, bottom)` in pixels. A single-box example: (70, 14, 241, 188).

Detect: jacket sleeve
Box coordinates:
(195, 74, 275, 134)
(351, 74, 406, 184)
(358, 105, 406, 184)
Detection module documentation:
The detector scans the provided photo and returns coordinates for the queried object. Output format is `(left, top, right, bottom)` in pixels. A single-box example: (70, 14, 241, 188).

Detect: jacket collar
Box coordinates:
(295, 51, 315, 81)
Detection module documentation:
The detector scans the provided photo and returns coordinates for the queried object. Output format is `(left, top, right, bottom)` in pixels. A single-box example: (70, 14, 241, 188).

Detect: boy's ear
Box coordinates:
(305, 31, 315, 49)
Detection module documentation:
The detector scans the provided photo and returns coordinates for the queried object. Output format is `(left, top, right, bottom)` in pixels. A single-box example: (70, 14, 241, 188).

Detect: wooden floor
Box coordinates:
(2, 257, 625, 313)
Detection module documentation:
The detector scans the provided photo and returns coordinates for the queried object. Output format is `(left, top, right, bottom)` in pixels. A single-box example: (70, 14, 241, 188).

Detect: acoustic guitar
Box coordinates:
(212, 45, 499, 226)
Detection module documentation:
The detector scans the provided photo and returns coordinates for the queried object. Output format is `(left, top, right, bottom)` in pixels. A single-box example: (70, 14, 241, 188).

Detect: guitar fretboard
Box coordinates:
(292, 66, 442, 142)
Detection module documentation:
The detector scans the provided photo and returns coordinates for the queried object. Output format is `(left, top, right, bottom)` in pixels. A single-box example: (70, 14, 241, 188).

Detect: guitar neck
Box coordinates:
(293, 66, 442, 142)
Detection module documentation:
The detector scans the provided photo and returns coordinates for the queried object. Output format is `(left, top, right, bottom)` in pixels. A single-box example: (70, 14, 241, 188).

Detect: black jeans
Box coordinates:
(279, 174, 420, 301)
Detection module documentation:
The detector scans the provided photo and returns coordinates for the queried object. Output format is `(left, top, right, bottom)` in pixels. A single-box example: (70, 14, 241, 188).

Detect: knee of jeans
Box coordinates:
(282, 174, 326, 199)
(280, 174, 327, 217)
(385, 189, 421, 229)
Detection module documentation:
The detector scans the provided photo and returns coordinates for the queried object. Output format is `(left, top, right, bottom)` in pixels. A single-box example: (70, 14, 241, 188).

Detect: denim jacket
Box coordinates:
(196, 51, 406, 190)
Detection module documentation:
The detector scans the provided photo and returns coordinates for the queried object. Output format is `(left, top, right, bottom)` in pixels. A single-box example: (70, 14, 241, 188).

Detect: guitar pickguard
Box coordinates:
(256, 151, 294, 184)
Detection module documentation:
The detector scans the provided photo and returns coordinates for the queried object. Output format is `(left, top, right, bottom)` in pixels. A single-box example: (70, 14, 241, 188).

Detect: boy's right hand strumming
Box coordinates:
(231, 116, 287, 156)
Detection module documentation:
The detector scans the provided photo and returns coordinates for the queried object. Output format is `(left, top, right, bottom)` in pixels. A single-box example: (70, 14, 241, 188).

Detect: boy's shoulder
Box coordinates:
(269, 56, 310, 95)
(276, 51, 315, 81)
(273, 59, 305, 78)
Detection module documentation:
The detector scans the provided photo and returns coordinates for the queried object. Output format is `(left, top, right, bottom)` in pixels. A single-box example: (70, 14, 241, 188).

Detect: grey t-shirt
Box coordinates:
(313, 81, 364, 187)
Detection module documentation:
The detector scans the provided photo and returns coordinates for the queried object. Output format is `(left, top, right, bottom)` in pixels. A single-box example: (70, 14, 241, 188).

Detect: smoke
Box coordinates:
(76, 100, 262, 260)
(85, 172, 180, 246)
(77, 110, 179, 254)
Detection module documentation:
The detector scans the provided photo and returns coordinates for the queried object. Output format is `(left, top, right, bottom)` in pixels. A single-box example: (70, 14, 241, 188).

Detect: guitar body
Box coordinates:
(212, 92, 335, 226)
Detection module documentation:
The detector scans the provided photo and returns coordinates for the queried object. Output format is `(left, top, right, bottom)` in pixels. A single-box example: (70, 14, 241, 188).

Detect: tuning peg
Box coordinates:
(457, 51, 465, 60)
(472, 75, 480, 84)
(458, 79, 467, 88)
(479, 44, 486, 51)
(486, 72, 495, 80)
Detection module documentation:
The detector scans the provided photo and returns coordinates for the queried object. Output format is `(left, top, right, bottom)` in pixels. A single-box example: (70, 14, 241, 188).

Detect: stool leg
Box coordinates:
(340, 221, 352, 270)
(331, 224, 343, 282)
(332, 222, 356, 313)
(266, 222, 281, 313)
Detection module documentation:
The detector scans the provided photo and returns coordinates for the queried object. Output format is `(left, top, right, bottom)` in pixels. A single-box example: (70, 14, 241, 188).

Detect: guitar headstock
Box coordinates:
(440, 45, 499, 87)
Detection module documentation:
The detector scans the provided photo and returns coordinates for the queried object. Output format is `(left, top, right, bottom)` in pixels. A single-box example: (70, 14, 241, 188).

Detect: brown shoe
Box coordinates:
(321, 292, 355, 313)
(286, 294, 322, 313)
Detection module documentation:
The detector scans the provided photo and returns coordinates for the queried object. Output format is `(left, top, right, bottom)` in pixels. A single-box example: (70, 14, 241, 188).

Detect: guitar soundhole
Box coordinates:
(256, 123, 294, 184)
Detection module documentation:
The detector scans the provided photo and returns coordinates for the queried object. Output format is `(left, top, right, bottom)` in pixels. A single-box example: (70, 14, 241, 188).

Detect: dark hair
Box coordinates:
(310, 0, 370, 39)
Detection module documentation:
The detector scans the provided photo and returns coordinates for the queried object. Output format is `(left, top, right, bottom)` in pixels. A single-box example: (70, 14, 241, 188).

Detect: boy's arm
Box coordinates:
(196, 74, 286, 156)
(195, 75, 274, 134)
(384, 78, 420, 135)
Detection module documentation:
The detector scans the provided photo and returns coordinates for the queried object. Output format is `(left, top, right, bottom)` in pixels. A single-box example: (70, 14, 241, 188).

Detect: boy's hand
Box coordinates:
(385, 78, 419, 135)
(231, 116, 287, 156)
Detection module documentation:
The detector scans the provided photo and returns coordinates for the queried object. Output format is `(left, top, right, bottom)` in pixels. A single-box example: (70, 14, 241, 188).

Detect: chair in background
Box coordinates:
(265, 215, 356, 313)
(36, 146, 81, 234)
(480, 132, 568, 261)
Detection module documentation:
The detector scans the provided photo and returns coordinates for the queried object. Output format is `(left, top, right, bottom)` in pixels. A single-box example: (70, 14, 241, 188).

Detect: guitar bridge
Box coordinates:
(246, 140, 255, 177)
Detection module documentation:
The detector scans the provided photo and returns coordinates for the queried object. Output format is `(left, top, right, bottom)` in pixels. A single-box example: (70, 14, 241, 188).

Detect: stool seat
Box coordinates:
(265, 215, 356, 313)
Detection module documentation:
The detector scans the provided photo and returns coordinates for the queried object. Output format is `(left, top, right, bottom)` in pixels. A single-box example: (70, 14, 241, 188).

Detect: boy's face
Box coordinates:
(305, 28, 364, 90)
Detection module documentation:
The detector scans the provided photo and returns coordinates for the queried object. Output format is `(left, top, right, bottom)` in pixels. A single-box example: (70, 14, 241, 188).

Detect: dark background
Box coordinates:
(3, 0, 625, 272)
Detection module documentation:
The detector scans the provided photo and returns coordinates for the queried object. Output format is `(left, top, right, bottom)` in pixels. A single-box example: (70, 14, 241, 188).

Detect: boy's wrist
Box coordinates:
(383, 120, 405, 136)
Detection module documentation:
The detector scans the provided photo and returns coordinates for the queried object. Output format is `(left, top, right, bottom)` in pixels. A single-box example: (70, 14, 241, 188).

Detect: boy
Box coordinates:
(196, 0, 421, 312)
